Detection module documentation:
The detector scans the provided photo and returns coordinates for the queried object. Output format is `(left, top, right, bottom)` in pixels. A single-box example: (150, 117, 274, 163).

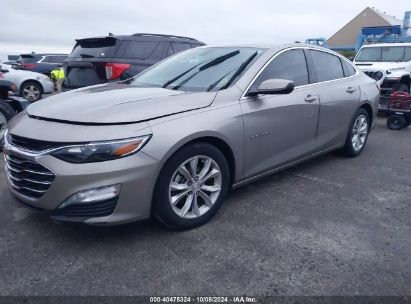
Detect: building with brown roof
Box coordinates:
(327, 7, 402, 48)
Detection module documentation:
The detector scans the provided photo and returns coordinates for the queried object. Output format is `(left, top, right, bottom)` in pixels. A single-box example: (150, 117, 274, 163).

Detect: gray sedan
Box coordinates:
(4, 44, 379, 229)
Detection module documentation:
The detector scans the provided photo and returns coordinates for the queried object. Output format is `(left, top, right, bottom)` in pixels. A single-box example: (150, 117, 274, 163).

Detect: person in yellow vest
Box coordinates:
(50, 67, 65, 93)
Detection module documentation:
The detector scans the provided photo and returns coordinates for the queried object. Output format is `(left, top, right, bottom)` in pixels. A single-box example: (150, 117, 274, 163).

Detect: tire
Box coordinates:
(153, 142, 230, 230)
(20, 81, 43, 102)
(341, 108, 370, 157)
(392, 83, 410, 94)
(0, 101, 16, 150)
(386, 114, 406, 130)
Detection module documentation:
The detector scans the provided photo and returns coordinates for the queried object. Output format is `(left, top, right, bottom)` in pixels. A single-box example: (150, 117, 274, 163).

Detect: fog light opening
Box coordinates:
(58, 184, 121, 209)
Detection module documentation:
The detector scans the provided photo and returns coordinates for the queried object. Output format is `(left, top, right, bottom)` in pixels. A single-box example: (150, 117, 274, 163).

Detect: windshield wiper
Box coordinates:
(219, 51, 259, 90)
(162, 50, 240, 89)
(206, 68, 238, 92)
(79, 53, 95, 58)
(162, 65, 199, 88)
(198, 50, 240, 71)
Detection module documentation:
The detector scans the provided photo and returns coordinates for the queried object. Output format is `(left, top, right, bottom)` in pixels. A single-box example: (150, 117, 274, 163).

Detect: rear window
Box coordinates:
(172, 43, 192, 53)
(116, 41, 159, 59)
(43, 55, 67, 63)
(341, 60, 356, 77)
(69, 37, 117, 58)
(17, 55, 38, 63)
(310, 50, 344, 82)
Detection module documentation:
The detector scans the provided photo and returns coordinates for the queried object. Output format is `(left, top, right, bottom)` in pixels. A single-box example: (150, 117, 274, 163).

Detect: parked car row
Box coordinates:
(13, 53, 68, 76)
(1, 33, 205, 100)
(64, 33, 205, 89)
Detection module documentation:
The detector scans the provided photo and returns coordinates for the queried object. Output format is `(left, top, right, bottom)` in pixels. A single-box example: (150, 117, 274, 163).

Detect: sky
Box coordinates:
(0, 0, 409, 61)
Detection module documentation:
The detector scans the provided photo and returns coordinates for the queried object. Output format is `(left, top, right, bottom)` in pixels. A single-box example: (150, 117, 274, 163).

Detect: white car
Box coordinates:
(354, 43, 411, 95)
(0, 64, 54, 102)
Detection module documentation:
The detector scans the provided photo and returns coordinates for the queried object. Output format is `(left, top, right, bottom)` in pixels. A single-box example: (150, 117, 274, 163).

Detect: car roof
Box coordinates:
(360, 43, 411, 48)
(197, 43, 333, 52)
(20, 53, 68, 56)
(76, 33, 205, 44)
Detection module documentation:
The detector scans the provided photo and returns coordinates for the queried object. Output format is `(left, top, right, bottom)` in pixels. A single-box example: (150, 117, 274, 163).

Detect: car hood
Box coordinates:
(6, 68, 46, 78)
(26, 83, 217, 124)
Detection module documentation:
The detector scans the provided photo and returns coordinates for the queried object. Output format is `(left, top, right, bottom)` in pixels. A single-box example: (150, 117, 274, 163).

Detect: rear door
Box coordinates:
(241, 49, 320, 178)
(307, 49, 360, 148)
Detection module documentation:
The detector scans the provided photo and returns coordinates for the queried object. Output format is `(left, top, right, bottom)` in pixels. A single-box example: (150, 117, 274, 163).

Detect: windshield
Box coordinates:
(130, 47, 265, 92)
(356, 46, 411, 62)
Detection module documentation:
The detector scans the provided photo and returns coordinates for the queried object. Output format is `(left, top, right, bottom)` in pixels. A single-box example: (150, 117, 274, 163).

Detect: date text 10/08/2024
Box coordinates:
(149, 296, 258, 303)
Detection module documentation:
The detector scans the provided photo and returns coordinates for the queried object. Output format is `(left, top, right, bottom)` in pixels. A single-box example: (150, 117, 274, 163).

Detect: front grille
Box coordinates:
(5, 154, 55, 199)
(9, 134, 75, 152)
(53, 198, 118, 218)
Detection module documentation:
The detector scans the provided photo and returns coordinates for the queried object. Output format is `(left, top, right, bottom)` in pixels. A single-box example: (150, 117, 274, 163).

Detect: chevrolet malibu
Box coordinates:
(4, 44, 379, 229)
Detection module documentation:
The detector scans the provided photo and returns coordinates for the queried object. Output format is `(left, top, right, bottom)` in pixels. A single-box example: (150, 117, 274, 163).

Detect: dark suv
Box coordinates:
(16, 53, 68, 76)
(63, 33, 205, 89)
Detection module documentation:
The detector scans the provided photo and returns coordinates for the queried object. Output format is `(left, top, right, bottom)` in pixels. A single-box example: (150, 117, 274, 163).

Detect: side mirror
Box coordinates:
(247, 79, 294, 96)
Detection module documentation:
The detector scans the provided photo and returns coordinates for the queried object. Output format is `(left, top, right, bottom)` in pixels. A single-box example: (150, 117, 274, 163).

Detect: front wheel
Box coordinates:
(341, 108, 370, 157)
(20, 81, 43, 102)
(153, 143, 230, 230)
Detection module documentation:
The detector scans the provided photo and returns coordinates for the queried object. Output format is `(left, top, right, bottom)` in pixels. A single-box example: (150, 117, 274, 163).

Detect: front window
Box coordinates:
(130, 47, 265, 92)
(356, 46, 411, 62)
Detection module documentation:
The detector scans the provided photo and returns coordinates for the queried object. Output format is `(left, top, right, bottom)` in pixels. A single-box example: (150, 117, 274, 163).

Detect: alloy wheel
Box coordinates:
(351, 114, 368, 151)
(168, 155, 222, 219)
(23, 85, 40, 101)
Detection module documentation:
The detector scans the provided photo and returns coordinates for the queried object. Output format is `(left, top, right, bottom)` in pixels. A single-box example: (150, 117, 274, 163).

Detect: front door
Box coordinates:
(241, 49, 320, 178)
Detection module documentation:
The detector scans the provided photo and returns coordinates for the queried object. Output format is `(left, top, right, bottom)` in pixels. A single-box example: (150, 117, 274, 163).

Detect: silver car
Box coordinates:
(4, 44, 379, 229)
(0, 64, 54, 102)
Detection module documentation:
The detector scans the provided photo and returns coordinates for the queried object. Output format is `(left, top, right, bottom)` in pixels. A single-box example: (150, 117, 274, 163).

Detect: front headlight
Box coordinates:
(51, 135, 151, 163)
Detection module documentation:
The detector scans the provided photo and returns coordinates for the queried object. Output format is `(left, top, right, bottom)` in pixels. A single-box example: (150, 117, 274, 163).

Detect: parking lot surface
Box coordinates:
(0, 118, 410, 296)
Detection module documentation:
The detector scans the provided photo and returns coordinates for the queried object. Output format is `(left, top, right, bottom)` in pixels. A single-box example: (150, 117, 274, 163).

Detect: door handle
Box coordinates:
(304, 94, 318, 103)
(346, 87, 357, 93)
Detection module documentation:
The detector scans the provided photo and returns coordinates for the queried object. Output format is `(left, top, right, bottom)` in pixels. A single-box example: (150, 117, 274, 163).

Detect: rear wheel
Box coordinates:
(20, 81, 43, 102)
(153, 143, 230, 230)
(387, 114, 406, 130)
(341, 108, 370, 157)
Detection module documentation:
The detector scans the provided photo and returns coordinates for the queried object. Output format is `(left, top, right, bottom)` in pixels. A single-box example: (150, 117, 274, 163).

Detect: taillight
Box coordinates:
(105, 63, 131, 80)
(21, 63, 38, 69)
(0, 72, 3, 79)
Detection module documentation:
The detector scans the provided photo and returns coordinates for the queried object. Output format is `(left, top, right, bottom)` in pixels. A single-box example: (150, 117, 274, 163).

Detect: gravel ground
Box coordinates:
(0, 117, 410, 296)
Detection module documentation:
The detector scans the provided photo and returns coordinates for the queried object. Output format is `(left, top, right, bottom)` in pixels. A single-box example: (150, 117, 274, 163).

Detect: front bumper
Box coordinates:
(4, 144, 160, 225)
